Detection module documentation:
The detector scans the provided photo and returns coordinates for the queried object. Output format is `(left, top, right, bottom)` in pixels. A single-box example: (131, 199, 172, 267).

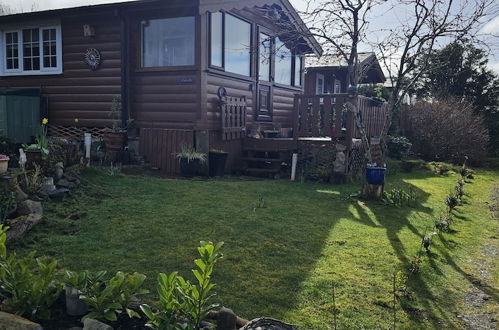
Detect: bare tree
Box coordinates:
(374, 0, 497, 155)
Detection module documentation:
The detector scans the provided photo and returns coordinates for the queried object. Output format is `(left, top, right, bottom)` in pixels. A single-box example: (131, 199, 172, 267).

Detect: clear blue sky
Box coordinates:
(2, 0, 499, 73)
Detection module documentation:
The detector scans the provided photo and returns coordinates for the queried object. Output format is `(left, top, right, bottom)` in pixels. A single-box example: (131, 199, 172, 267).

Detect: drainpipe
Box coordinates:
(120, 10, 128, 128)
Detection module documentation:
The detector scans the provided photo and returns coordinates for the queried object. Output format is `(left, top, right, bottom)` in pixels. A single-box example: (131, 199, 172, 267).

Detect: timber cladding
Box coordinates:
(0, 11, 123, 128)
(139, 128, 194, 176)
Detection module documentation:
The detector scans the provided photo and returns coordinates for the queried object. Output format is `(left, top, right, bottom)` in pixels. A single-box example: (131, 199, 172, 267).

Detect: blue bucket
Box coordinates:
(366, 167, 386, 185)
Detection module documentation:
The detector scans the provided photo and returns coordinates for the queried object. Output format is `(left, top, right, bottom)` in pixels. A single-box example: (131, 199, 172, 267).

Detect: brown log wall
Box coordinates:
(0, 12, 123, 128)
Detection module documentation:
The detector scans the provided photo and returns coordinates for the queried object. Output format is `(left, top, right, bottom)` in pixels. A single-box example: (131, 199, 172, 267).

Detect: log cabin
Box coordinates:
(0, 0, 322, 175)
(304, 52, 385, 95)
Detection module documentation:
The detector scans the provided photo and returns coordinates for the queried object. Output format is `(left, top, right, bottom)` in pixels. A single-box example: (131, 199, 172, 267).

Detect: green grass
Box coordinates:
(12, 164, 499, 329)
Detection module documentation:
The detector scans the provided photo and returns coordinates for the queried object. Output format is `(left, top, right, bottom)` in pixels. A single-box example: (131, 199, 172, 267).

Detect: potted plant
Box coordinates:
(23, 118, 49, 168)
(103, 96, 133, 151)
(0, 155, 9, 174)
(209, 149, 228, 177)
(176, 145, 206, 178)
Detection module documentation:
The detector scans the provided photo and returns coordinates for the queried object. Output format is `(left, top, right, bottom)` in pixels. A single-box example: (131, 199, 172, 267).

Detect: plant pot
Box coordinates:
(103, 131, 126, 151)
(180, 158, 202, 178)
(65, 286, 89, 316)
(366, 167, 386, 185)
(209, 152, 228, 177)
(0, 159, 8, 174)
(25, 150, 42, 169)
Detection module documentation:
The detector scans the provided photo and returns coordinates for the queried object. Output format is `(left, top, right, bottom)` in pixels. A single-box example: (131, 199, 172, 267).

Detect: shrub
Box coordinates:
(387, 135, 412, 159)
(403, 98, 489, 165)
(383, 187, 418, 207)
(0, 225, 62, 320)
(141, 241, 224, 330)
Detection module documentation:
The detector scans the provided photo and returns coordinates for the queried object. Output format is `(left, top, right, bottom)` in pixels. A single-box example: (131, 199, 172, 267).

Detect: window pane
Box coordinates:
(210, 12, 223, 67)
(5, 32, 19, 70)
(23, 28, 40, 71)
(294, 55, 302, 86)
(275, 37, 291, 85)
(142, 17, 195, 67)
(42, 28, 57, 68)
(259, 33, 271, 81)
(224, 14, 250, 76)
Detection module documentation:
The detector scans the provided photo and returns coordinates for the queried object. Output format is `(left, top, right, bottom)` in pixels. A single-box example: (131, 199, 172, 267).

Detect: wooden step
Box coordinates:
(245, 167, 281, 174)
(242, 157, 285, 163)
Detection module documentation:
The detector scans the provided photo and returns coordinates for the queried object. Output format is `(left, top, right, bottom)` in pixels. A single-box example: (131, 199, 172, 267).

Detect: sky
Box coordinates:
(1, 0, 499, 73)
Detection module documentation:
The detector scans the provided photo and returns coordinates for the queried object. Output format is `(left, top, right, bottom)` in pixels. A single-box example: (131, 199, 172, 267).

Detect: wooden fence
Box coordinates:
(139, 128, 194, 175)
(354, 96, 388, 139)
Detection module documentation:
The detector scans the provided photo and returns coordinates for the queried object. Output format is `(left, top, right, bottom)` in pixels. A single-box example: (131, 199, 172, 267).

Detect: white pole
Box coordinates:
(291, 153, 298, 181)
(84, 133, 91, 166)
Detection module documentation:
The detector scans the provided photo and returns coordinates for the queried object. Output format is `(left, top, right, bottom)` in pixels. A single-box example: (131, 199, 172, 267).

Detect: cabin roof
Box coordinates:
(0, 0, 322, 56)
(306, 52, 386, 84)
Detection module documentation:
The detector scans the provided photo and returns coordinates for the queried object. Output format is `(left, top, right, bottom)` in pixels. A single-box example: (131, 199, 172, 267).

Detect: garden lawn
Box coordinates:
(12, 164, 499, 329)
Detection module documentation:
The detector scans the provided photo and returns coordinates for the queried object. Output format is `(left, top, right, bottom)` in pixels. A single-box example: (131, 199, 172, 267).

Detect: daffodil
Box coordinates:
(42, 118, 48, 125)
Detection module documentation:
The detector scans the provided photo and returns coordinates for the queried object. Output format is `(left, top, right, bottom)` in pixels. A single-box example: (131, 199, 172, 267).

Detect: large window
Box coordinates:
(210, 12, 251, 76)
(210, 12, 223, 67)
(142, 17, 195, 68)
(259, 33, 271, 81)
(1, 24, 61, 76)
(275, 37, 292, 85)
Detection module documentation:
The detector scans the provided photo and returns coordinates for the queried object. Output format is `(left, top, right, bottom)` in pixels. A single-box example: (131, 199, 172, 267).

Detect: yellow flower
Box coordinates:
(74, 118, 79, 123)
(42, 118, 48, 125)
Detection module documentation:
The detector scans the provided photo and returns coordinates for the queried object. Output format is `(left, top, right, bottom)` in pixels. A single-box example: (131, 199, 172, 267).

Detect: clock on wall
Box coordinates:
(84, 48, 101, 70)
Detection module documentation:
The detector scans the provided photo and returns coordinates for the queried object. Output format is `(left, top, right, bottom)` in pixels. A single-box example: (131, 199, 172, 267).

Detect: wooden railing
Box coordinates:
(221, 96, 246, 141)
(293, 93, 353, 140)
(293, 94, 388, 142)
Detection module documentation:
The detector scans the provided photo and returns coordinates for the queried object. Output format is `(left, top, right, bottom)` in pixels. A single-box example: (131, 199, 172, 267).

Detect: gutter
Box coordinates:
(120, 10, 128, 128)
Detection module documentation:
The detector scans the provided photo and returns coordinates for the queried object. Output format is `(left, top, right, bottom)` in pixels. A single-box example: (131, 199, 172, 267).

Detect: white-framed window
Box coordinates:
(0, 23, 62, 76)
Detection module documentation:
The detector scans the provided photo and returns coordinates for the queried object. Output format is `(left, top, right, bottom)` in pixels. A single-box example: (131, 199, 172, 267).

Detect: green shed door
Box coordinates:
(0, 96, 7, 138)
(6, 95, 41, 143)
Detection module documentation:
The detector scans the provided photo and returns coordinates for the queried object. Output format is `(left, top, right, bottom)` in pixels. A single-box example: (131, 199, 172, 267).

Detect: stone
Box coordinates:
(63, 173, 79, 183)
(15, 186, 29, 202)
(239, 317, 297, 330)
(56, 179, 76, 189)
(83, 318, 113, 330)
(65, 287, 89, 316)
(42, 177, 56, 194)
(54, 162, 64, 180)
(48, 188, 70, 199)
(6, 213, 43, 243)
(0, 311, 43, 330)
(16, 200, 43, 216)
(217, 307, 237, 330)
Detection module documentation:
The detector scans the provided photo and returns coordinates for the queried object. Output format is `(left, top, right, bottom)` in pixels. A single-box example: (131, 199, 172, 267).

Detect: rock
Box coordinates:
(42, 177, 56, 194)
(217, 307, 237, 330)
(16, 200, 43, 216)
(240, 318, 297, 330)
(56, 179, 76, 189)
(63, 173, 79, 182)
(54, 162, 64, 180)
(6, 213, 43, 243)
(0, 311, 43, 330)
(83, 318, 113, 330)
(65, 287, 89, 316)
(15, 186, 29, 202)
(48, 188, 70, 199)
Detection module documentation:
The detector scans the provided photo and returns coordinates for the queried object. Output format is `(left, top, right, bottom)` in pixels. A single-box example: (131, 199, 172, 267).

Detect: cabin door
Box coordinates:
(256, 31, 273, 122)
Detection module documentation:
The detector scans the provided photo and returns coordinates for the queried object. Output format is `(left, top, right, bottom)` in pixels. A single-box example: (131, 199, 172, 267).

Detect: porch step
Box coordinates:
(245, 167, 281, 174)
(242, 157, 285, 163)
